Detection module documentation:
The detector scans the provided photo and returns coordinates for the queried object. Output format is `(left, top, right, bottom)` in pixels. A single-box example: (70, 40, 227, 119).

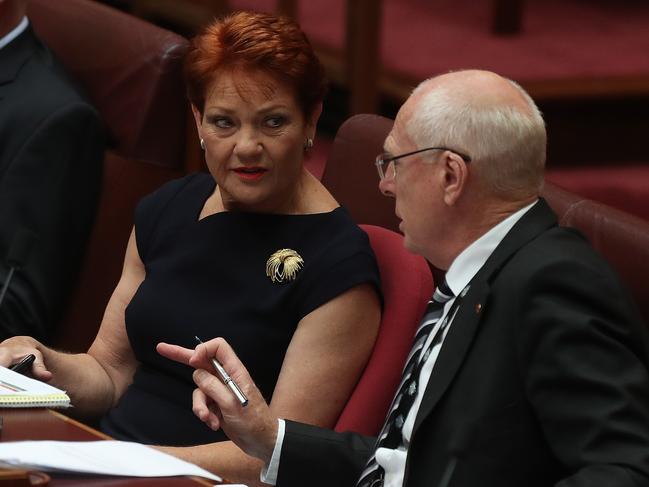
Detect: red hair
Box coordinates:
(185, 11, 327, 117)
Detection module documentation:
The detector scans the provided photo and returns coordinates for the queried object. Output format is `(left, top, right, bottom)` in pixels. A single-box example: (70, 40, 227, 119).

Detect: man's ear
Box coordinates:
(191, 104, 203, 138)
(442, 152, 469, 206)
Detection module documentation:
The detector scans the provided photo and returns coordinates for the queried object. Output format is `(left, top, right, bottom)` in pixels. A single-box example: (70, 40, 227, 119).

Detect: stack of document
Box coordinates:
(0, 440, 222, 482)
(0, 365, 69, 408)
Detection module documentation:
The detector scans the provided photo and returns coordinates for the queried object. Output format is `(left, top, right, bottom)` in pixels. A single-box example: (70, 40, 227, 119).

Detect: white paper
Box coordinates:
(0, 365, 70, 408)
(0, 440, 221, 481)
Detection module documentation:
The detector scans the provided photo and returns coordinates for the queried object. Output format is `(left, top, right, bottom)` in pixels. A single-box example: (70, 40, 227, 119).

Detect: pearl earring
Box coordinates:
(304, 138, 314, 151)
(200, 138, 205, 150)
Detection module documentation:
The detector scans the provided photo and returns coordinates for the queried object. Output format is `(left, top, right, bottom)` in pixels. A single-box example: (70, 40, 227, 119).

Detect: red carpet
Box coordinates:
(230, 0, 649, 96)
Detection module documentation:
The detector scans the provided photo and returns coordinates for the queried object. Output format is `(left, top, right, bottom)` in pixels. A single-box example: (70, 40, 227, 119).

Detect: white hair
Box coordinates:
(406, 75, 547, 199)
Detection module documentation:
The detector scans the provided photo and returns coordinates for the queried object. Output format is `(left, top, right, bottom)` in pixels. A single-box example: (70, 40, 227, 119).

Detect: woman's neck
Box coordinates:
(207, 169, 338, 216)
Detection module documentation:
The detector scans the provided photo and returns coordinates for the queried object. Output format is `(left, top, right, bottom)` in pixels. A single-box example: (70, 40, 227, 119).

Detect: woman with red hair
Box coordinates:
(1, 11, 381, 485)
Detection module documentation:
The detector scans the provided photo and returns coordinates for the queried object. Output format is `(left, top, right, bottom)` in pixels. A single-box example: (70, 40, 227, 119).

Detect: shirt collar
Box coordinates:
(0, 16, 29, 51)
(445, 200, 538, 296)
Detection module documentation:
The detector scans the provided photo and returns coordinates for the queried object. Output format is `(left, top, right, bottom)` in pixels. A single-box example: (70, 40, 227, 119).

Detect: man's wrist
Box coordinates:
(260, 419, 285, 485)
(254, 415, 279, 464)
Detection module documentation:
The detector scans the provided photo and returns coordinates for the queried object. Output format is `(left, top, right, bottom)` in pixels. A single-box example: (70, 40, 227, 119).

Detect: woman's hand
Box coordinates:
(0, 336, 53, 381)
(157, 338, 278, 464)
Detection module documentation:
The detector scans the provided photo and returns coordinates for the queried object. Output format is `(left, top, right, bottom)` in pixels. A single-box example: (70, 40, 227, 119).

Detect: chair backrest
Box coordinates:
(27, 0, 191, 351)
(541, 184, 649, 326)
(28, 0, 188, 168)
(335, 224, 433, 436)
(322, 114, 399, 232)
(324, 113, 649, 328)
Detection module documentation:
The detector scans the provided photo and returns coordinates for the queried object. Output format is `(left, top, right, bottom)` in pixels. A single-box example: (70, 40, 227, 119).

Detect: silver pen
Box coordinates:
(194, 336, 248, 407)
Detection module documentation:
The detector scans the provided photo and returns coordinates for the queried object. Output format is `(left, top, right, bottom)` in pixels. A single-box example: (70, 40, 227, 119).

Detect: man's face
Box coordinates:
(379, 104, 444, 260)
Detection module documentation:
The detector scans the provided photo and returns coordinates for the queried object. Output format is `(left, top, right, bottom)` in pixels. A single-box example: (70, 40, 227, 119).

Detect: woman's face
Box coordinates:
(194, 69, 319, 213)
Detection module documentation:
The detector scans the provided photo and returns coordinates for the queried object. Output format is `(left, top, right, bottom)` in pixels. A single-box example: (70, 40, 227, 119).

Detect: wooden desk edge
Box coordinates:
(47, 411, 219, 485)
(47, 410, 111, 439)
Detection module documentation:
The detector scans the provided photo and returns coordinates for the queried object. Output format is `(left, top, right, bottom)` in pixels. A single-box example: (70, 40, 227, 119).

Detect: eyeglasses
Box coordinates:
(375, 146, 472, 181)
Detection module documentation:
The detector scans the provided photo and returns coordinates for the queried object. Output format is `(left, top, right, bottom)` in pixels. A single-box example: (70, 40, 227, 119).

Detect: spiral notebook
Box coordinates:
(0, 365, 70, 408)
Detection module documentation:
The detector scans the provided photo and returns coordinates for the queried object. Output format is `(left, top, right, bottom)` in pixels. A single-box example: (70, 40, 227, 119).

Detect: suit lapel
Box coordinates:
(413, 280, 489, 433)
(0, 26, 40, 100)
(412, 199, 558, 433)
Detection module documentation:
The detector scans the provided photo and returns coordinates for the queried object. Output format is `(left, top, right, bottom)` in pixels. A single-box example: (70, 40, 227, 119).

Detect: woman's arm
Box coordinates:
(0, 229, 144, 420)
(269, 283, 381, 425)
(159, 283, 381, 486)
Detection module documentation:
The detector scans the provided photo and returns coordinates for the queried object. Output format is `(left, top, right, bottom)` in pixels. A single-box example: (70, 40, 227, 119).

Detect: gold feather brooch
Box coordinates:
(266, 248, 304, 283)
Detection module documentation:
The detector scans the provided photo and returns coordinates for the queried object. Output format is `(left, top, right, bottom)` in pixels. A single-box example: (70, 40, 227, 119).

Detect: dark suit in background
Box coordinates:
(277, 199, 649, 487)
(0, 24, 103, 342)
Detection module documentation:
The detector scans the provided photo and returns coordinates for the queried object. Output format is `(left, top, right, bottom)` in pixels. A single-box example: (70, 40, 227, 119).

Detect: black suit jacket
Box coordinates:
(0, 24, 103, 342)
(277, 200, 649, 487)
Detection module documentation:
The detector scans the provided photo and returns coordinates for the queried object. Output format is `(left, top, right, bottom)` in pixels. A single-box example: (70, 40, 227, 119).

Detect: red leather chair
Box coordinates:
(323, 114, 649, 327)
(541, 184, 649, 326)
(322, 114, 398, 233)
(545, 164, 649, 222)
(335, 224, 433, 436)
(27, 0, 191, 351)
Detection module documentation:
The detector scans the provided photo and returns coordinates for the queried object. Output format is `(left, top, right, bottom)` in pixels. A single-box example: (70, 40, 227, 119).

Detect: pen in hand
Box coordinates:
(9, 354, 36, 375)
(194, 336, 248, 407)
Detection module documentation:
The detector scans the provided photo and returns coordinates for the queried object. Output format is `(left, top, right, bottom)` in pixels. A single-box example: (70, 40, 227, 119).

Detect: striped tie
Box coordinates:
(355, 280, 454, 487)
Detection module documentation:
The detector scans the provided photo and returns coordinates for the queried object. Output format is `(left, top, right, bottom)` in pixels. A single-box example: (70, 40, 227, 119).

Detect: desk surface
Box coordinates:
(0, 409, 213, 486)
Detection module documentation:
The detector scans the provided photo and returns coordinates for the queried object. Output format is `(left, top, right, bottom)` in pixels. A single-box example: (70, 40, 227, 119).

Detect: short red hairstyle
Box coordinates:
(185, 11, 327, 118)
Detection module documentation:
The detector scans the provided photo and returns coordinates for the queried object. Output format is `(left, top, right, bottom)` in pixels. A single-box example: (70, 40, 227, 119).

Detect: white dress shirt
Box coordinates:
(0, 16, 28, 51)
(262, 201, 537, 485)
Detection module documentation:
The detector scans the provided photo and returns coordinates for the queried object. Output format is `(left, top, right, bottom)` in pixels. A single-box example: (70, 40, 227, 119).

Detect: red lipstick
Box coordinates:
(233, 167, 267, 181)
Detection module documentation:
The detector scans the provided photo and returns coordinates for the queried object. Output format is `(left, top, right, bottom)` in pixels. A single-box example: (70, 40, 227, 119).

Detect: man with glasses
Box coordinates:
(160, 70, 649, 487)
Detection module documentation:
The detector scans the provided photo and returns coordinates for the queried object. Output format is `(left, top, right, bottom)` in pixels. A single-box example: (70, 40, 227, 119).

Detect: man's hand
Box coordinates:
(157, 338, 279, 463)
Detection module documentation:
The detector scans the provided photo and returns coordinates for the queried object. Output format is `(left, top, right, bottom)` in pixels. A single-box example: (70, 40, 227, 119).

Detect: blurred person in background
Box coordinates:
(0, 0, 103, 342)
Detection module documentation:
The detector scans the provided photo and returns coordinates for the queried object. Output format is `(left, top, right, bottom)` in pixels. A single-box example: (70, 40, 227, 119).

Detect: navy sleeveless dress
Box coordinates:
(100, 173, 381, 445)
